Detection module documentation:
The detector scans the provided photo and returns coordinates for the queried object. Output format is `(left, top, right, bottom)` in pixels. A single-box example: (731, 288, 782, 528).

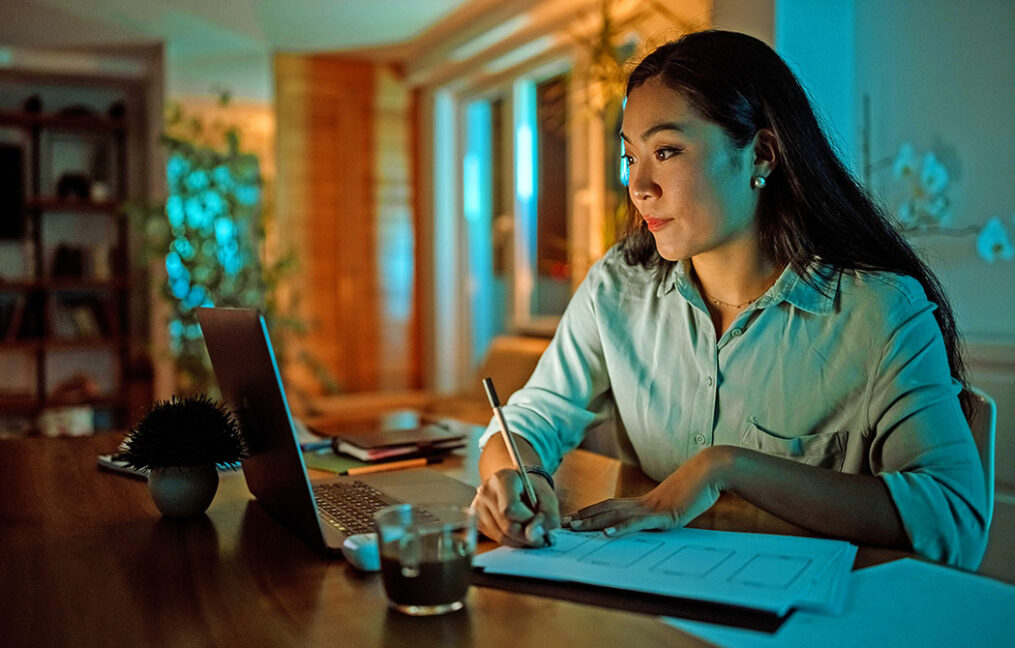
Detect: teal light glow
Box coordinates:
(619, 139, 629, 187)
(463, 153, 481, 221)
(162, 149, 263, 353)
(620, 95, 629, 187)
(515, 123, 534, 201)
(464, 100, 494, 367)
(513, 78, 538, 313)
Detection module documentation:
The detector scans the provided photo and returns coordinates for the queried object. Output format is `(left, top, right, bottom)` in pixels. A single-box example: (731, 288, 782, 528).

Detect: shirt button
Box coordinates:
(732, 328, 742, 337)
(705, 376, 714, 387)
(694, 434, 706, 445)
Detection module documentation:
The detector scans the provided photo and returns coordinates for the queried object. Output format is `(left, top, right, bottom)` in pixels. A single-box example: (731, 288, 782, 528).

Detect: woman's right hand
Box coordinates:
(471, 468, 560, 547)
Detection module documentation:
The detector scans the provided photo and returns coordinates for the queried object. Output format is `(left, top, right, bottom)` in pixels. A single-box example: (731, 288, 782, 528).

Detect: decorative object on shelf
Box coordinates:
(51, 293, 109, 339)
(50, 372, 101, 404)
(55, 172, 91, 200)
(107, 101, 126, 120)
(52, 243, 86, 278)
(37, 405, 93, 437)
(0, 143, 26, 239)
(90, 181, 110, 202)
(119, 394, 246, 517)
(22, 95, 42, 114)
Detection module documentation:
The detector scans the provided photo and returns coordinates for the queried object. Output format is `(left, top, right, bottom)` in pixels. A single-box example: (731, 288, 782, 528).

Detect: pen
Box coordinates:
(482, 377, 553, 547)
(340, 456, 436, 476)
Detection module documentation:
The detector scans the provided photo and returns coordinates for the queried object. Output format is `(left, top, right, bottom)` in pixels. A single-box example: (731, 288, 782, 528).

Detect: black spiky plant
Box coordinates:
(120, 394, 246, 471)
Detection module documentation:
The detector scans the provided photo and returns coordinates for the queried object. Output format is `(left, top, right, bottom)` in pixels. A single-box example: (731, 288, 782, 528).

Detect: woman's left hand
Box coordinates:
(562, 446, 734, 538)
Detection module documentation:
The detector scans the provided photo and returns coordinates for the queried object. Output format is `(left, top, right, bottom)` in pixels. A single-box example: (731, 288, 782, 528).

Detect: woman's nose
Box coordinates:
(628, 164, 659, 201)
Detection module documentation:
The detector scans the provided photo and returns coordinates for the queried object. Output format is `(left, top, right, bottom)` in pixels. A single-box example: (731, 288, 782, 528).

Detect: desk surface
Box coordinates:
(0, 434, 908, 647)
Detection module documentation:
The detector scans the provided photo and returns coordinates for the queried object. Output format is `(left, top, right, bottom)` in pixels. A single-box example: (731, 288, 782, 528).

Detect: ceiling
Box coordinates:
(0, 0, 662, 100)
(0, 0, 473, 53)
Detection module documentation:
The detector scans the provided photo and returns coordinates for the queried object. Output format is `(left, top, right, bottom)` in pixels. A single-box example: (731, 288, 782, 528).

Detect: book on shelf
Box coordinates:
(51, 294, 109, 339)
(0, 294, 27, 341)
(322, 411, 466, 462)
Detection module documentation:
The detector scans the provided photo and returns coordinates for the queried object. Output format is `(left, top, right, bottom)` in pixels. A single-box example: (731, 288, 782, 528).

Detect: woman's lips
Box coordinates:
(643, 217, 672, 232)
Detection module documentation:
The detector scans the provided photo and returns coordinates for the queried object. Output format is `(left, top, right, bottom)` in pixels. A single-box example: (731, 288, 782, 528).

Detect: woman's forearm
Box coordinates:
(478, 434, 542, 481)
(716, 446, 911, 549)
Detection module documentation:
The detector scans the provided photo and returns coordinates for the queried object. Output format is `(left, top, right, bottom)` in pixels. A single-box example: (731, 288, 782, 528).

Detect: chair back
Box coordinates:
(965, 386, 997, 528)
(469, 335, 550, 402)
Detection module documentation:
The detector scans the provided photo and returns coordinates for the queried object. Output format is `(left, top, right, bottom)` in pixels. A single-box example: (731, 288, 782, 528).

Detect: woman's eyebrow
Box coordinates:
(620, 121, 688, 143)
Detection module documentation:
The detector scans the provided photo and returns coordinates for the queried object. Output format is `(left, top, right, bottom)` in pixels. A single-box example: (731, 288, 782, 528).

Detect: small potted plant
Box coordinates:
(120, 394, 246, 517)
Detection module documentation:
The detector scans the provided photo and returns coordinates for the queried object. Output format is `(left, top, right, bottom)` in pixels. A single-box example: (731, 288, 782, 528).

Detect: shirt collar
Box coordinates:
(660, 259, 839, 315)
(762, 261, 839, 314)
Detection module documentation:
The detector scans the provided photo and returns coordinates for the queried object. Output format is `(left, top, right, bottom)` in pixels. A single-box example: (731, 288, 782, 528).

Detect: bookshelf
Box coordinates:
(0, 91, 139, 435)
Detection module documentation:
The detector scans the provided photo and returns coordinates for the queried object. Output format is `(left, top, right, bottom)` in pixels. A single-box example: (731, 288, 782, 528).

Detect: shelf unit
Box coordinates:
(0, 106, 132, 433)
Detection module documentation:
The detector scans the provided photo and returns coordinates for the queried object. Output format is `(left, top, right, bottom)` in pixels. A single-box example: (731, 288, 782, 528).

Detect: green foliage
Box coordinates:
(120, 395, 246, 470)
(127, 92, 300, 394)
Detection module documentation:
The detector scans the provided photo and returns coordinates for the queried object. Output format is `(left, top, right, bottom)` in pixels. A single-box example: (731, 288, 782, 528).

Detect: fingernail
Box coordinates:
(604, 526, 616, 536)
(530, 525, 544, 539)
(561, 515, 572, 526)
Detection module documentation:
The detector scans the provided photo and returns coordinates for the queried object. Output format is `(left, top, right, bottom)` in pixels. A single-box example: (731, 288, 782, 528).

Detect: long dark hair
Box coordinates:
(619, 30, 971, 417)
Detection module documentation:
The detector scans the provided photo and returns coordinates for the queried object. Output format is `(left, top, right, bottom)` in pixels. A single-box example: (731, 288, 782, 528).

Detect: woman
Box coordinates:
(470, 30, 987, 569)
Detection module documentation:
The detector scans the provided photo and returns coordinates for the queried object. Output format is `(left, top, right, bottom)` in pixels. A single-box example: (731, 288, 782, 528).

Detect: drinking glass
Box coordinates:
(374, 503, 477, 616)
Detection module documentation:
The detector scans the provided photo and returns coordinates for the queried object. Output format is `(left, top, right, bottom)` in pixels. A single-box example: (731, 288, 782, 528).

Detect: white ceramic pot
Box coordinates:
(147, 466, 219, 517)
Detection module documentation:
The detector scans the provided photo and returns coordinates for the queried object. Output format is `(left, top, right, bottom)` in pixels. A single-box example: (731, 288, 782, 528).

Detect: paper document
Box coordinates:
(664, 558, 1015, 647)
(475, 528, 855, 616)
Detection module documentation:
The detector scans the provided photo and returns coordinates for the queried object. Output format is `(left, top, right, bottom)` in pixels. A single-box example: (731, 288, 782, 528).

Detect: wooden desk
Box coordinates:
(0, 435, 906, 647)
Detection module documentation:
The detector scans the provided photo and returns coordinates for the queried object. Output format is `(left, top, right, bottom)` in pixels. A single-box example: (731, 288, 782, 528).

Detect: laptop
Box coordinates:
(197, 306, 477, 555)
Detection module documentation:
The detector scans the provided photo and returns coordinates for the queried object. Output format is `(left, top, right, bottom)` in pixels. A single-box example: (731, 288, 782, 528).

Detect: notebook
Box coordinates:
(329, 412, 466, 461)
(197, 306, 476, 555)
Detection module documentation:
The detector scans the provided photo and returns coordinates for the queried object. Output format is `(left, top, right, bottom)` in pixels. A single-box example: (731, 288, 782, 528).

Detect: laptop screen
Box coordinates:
(197, 307, 327, 551)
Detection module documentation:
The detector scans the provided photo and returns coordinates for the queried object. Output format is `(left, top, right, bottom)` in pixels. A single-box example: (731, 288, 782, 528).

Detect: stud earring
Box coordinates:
(751, 175, 767, 190)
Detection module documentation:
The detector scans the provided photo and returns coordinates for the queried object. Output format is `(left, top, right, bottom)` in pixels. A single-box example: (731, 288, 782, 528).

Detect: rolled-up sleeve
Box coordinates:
(867, 295, 989, 569)
(478, 266, 612, 472)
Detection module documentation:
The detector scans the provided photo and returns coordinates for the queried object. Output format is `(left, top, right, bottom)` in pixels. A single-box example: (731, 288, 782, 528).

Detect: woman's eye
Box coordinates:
(654, 147, 681, 161)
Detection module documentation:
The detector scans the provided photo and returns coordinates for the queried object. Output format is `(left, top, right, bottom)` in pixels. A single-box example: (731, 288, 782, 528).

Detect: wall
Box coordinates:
(855, 0, 1015, 341)
(852, 0, 1015, 582)
(776, 0, 856, 173)
(374, 67, 419, 390)
(273, 55, 419, 403)
(274, 55, 379, 402)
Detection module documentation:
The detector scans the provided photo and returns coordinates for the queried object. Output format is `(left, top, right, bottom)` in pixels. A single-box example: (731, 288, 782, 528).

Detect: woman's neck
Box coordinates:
(690, 240, 782, 308)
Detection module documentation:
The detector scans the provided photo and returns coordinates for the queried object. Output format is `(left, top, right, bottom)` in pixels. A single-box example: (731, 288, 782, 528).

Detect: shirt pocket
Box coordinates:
(739, 418, 846, 470)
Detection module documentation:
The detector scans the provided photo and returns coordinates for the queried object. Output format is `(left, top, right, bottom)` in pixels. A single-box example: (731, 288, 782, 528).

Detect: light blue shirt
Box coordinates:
(480, 246, 988, 569)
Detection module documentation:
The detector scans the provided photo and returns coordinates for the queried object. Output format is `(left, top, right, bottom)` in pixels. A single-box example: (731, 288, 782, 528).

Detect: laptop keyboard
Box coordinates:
(312, 481, 399, 535)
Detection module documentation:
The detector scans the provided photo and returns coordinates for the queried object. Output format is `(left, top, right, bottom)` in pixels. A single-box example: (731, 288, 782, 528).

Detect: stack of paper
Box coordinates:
(474, 527, 856, 616)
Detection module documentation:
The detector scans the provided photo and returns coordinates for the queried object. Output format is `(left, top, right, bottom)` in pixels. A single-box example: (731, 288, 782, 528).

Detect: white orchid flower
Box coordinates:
(976, 216, 1014, 263)
(892, 142, 917, 181)
(920, 152, 949, 195)
(896, 200, 916, 226)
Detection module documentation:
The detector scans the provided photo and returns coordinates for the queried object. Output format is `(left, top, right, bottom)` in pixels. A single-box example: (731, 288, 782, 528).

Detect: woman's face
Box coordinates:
(621, 76, 760, 262)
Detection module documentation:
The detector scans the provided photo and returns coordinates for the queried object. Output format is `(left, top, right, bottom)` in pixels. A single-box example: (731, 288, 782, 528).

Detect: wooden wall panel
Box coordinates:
(275, 55, 379, 396)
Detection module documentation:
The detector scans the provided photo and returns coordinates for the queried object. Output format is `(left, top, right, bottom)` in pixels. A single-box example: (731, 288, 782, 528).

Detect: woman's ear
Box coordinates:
(752, 128, 779, 177)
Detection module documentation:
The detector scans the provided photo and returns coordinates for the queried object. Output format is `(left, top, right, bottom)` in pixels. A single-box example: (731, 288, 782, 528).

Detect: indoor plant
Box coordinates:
(119, 394, 246, 517)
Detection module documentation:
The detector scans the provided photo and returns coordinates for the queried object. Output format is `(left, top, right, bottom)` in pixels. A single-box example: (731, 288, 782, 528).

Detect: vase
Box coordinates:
(147, 466, 219, 517)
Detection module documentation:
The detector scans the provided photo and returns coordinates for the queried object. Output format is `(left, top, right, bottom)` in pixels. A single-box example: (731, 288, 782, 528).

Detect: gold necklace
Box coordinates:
(700, 286, 769, 310)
